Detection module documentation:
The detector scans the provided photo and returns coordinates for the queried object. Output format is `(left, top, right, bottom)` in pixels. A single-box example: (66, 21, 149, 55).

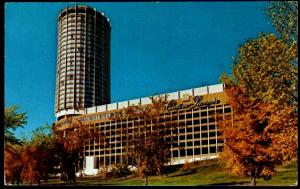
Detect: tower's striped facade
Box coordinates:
(55, 6, 111, 119)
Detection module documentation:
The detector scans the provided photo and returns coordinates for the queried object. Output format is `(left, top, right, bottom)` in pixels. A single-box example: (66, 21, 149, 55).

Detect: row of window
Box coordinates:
(58, 57, 109, 65)
(59, 28, 109, 36)
(59, 73, 106, 81)
(58, 32, 108, 40)
(88, 145, 222, 167)
(58, 51, 109, 61)
(61, 14, 108, 22)
(85, 141, 222, 155)
(59, 42, 109, 50)
(57, 89, 109, 99)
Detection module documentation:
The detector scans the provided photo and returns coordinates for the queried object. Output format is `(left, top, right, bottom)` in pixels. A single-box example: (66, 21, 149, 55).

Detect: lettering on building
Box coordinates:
(166, 95, 220, 111)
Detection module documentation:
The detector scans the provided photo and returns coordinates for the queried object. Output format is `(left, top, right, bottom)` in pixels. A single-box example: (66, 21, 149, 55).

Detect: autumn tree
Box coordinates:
(267, 1, 298, 44)
(53, 117, 102, 184)
(4, 144, 24, 185)
(219, 34, 297, 186)
(112, 96, 179, 185)
(20, 124, 58, 185)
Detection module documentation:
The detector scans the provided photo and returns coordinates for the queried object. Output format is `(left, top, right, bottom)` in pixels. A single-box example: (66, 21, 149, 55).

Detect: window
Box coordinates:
(209, 132, 216, 137)
(187, 135, 193, 139)
(208, 110, 215, 115)
(180, 149, 185, 157)
(209, 125, 216, 130)
(193, 113, 200, 118)
(209, 118, 215, 123)
(100, 157, 104, 164)
(201, 125, 208, 131)
(210, 146, 216, 153)
(224, 107, 231, 113)
(173, 150, 179, 157)
(194, 140, 200, 146)
(209, 139, 216, 144)
(202, 140, 208, 145)
(95, 157, 99, 169)
(201, 111, 207, 117)
(202, 147, 208, 154)
(216, 109, 223, 114)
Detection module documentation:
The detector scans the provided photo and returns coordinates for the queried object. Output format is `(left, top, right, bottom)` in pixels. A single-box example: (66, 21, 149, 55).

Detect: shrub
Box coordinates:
(181, 161, 192, 172)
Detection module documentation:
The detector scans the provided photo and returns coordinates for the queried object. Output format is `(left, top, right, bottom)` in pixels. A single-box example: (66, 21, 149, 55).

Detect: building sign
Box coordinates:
(166, 95, 220, 111)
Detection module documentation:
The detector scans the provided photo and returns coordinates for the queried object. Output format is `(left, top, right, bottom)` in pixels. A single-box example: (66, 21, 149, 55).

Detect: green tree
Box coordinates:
(267, 1, 298, 44)
(219, 34, 297, 186)
(4, 105, 27, 145)
(4, 105, 27, 185)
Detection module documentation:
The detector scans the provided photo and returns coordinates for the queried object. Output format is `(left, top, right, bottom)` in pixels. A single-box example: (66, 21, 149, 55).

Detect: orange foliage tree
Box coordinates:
(5, 124, 58, 185)
(4, 145, 24, 185)
(112, 96, 179, 185)
(53, 117, 102, 184)
(20, 145, 44, 185)
(219, 34, 297, 186)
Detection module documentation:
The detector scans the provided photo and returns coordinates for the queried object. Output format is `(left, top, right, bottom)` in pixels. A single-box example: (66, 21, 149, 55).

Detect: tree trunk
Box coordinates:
(251, 176, 256, 186)
(250, 167, 257, 186)
(144, 175, 148, 186)
(4, 172, 6, 185)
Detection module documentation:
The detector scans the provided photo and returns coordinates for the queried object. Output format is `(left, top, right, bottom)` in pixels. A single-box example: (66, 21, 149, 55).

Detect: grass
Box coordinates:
(36, 159, 297, 186)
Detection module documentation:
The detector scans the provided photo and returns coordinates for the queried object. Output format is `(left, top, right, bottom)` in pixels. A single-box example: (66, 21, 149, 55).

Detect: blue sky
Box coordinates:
(5, 2, 275, 139)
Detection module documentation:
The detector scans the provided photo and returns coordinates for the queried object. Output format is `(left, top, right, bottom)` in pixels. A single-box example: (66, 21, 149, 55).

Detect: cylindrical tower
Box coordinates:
(55, 5, 111, 119)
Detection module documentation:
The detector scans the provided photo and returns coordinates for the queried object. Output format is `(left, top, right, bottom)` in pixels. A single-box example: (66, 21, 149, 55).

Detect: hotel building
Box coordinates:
(55, 5, 111, 119)
(54, 83, 232, 175)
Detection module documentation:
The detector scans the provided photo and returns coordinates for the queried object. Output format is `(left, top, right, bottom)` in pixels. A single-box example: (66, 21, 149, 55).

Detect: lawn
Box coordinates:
(39, 159, 297, 186)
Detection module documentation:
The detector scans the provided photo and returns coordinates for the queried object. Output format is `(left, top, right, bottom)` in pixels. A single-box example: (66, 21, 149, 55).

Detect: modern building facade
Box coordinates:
(54, 83, 232, 175)
(55, 5, 111, 120)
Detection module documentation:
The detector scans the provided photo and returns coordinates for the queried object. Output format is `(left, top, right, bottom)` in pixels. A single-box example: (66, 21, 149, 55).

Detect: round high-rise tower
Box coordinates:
(55, 5, 111, 119)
